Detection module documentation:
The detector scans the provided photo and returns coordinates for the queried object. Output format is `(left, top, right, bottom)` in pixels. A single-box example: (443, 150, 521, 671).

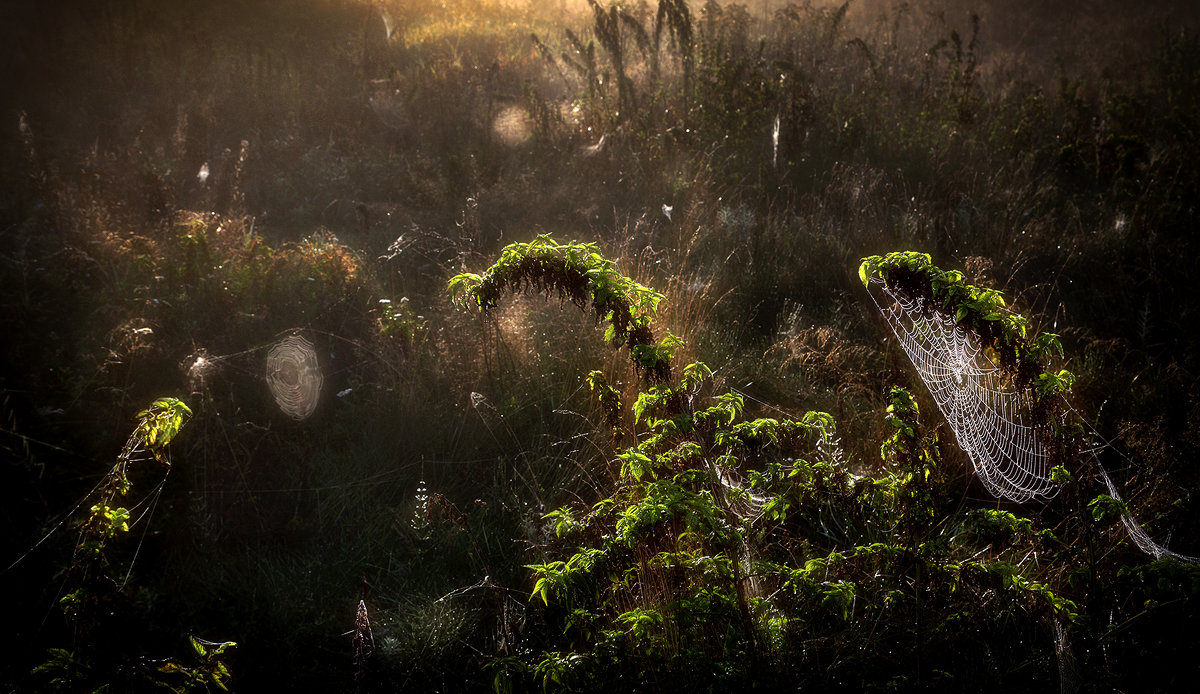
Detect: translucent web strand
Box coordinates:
(869, 279, 1056, 503)
(1094, 456, 1197, 563)
(1058, 402, 1197, 562)
(1053, 616, 1080, 694)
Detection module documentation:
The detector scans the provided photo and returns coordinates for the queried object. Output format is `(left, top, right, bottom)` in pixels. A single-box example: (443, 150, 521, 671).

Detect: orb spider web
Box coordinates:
(868, 278, 1057, 503)
(266, 333, 323, 421)
(867, 275, 1195, 563)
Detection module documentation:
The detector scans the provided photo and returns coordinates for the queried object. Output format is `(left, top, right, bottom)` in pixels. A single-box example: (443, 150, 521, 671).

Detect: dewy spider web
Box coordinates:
(868, 278, 1056, 503)
(266, 333, 323, 420)
(1095, 450, 1197, 562)
(868, 277, 1196, 563)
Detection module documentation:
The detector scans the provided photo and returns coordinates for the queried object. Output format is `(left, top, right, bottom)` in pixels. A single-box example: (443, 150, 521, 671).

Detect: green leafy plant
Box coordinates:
(880, 386, 942, 535)
(155, 637, 238, 693)
(859, 251, 1062, 386)
(450, 234, 678, 381)
(61, 398, 192, 626)
(33, 398, 237, 692)
(444, 240, 1108, 689)
(377, 296, 425, 350)
(1089, 494, 1129, 523)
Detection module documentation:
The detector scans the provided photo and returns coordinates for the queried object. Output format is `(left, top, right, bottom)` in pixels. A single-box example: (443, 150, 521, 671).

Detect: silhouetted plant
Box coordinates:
(33, 398, 238, 693)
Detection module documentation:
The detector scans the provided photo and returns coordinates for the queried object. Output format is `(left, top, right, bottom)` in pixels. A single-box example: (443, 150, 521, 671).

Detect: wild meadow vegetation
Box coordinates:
(2, 0, 1200, 690)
